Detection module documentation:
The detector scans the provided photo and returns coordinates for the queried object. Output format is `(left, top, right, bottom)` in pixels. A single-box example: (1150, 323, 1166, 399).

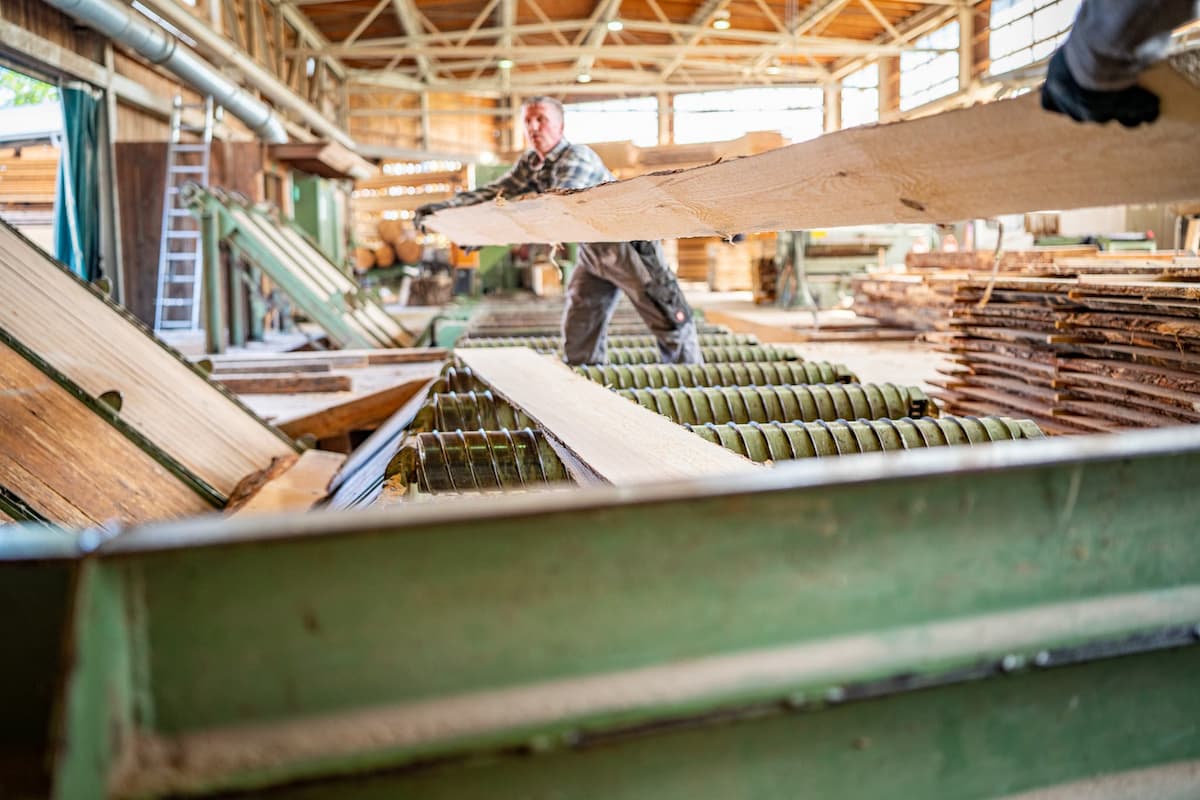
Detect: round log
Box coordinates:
(352, 246, 375, 272)
(395, 237, 422, 265)
(374, 243, 396, 269)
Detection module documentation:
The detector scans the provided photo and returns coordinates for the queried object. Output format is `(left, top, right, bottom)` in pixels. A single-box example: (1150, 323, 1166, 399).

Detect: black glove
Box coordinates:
(632, 240, 692, 327)
(413, 202, 447, 234)
(1041, 48, 1160, 128)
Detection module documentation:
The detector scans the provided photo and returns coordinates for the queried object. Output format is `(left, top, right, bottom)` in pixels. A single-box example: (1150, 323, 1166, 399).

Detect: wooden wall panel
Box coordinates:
(0, 0, 105, 64)
(116, 141, 264, 326)
(348, 92, 502, 155)
(116, 142, 167, 326)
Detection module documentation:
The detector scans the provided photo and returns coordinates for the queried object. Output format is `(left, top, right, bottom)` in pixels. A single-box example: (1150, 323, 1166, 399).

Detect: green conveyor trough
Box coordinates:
(4, 426, 1200, 798)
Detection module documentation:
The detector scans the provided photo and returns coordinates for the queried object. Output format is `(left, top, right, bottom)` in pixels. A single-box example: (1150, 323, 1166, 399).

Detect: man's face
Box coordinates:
(523, 102, 564, 156)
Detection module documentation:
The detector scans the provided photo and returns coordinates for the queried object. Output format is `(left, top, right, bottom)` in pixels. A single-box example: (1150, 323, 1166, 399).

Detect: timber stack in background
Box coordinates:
(912, 254, 1200, 435)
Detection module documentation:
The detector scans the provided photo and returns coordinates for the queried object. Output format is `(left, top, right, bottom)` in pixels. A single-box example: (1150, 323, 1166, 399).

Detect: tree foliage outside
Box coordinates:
(0, 67, 59, 108)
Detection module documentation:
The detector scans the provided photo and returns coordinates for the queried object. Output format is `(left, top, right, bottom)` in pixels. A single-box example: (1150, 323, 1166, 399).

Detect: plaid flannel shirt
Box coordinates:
(437, 139, 614, 211)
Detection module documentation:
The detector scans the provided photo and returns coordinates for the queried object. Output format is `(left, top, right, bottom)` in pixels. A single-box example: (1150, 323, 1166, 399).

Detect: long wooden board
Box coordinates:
(0, 342, 211, 525)
(455, 348, 758, 484)
(429, 65, 1200, 245)
(0, 222, 295, 498)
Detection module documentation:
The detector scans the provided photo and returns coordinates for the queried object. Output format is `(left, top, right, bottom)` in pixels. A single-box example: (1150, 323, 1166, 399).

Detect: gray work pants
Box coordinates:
(1064, 0, 1198, 90)
(562, 241, 703, 366)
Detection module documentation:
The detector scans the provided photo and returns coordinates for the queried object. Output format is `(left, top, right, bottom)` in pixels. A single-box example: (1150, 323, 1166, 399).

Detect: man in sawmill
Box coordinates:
(1041, 0, 1199, 127)
(414, 96, 702, 366)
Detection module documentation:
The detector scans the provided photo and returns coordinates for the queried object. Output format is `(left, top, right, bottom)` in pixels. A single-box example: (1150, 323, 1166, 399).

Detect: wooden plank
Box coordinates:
(215, 373, 354, 394)
(268, 141, 378, 180)
(277, 377, 435, 440)
(0, 341, 211, 525)
(326, 378, 437, 510)
(428, 65, 1200, 245)
(455, 348, 759, 484)
(228, 450, 346, 515)
(0, 222, 295, 498)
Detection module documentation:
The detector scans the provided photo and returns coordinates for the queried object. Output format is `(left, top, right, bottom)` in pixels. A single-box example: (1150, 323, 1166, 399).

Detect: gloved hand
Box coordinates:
(1041, 48, 1160, 128)
(413, 202, 447, 234)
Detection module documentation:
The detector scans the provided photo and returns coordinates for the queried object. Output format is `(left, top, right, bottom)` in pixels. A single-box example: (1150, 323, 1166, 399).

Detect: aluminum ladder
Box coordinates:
(153, 96, 214, 332)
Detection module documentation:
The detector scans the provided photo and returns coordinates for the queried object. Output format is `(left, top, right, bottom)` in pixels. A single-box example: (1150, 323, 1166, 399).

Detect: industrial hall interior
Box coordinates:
(4, 0, 1200, 795)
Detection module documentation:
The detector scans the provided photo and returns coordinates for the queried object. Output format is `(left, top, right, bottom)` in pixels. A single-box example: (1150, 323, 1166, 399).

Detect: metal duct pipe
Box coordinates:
(42, 0, 288, 144)
(132, 0, 359, 151)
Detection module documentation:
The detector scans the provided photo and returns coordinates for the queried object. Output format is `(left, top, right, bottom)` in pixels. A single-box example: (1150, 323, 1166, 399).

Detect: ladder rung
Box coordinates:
(169, 166, 207, 174)
(166, 231, 201, 240)
(167, 209, 194, 217)
(166, 252, 199, 260)
(160, 299, 195, 306)
(167, 276, 198, 283)
(171, 144, 209, 153)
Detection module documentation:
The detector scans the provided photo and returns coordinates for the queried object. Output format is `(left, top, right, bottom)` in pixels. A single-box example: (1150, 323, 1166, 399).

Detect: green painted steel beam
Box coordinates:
(82, 427, 1200, 796)
(7, 427, 1200, 797)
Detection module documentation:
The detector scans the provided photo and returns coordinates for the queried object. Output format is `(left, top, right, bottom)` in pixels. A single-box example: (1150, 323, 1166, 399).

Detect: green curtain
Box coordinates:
(53, 85, 101, 281)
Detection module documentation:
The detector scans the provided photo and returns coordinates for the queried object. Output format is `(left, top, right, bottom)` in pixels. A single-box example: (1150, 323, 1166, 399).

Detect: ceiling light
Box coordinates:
(712, 10, 731, 29)
(765, 64, 781, 75)
(607, 19, 624, 31)
(577, 73, 592, 83)
(497, 58, 514, 69)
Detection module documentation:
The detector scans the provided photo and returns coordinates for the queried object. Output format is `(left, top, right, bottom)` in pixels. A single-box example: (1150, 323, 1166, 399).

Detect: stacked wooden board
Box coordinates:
(0, 220, 297, 524)
(931, 256, 1200, 434)
(852, 246, 1103, 331)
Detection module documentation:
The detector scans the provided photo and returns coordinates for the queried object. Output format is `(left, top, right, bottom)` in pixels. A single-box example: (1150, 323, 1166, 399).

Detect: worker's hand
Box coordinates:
(1041, 48, 1160, 128)
(413, 203, 445, 234)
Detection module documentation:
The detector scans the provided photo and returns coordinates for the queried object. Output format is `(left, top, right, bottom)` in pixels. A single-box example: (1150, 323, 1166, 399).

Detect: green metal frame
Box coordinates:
(6, 426, 1200, 797)
(185, 190, 385, 349)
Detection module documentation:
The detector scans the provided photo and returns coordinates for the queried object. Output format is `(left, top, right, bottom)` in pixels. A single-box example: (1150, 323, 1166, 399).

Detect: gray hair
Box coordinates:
(521, 96, 564, 116)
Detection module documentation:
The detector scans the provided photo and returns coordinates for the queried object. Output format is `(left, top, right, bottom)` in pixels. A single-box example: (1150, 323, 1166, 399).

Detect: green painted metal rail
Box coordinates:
(621, 384, 934, 426)
(7, 427, 1200, 797)
(456, 333, 760, 350)
(183, 185, 411, 349)
(577, 361, 858, 388)
(688, 416, 1045, 462)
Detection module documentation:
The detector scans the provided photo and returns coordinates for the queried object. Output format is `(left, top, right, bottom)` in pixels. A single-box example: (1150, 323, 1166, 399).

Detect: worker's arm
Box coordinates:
(1041, 0, 1198, 127)
(414, 156, 538, 232)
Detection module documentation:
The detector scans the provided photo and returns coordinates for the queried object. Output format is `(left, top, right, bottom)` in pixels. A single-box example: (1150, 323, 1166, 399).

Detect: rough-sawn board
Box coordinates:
(429, 65, 1200, 245)
(455, 348, 758, 484)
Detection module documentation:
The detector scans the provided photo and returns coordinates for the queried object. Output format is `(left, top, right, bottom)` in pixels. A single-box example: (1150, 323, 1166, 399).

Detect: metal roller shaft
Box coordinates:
(606, 345, 798, 365)
(464, 322, 731, 338)
(431, 365, 486, 394)
(576, 361, 858, 388)
(687, 416, 1045, 463)
(620, 384, 935, 425)
(456, 333, 760, 350)
(388, 429, 570, 493)
(412, 390, 534, 432)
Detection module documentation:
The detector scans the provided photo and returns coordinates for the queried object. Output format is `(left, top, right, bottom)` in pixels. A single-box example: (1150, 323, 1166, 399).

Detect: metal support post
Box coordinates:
(228, 245, 247, 348)
(248, 264, 266, 342)
(201, 206, 224, 354)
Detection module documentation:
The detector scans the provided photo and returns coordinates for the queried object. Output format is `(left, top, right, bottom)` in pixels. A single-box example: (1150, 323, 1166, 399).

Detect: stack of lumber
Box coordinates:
(852, 246, 1104, 331)
(931, 255, 1200, 434)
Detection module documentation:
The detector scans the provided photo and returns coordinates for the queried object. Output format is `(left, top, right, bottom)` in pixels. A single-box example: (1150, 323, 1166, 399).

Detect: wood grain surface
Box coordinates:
(0, 342, 211, 525)
(0, 223, 295, 498)
(429, 65, 1200, 245)
(455, 348, 758, 484)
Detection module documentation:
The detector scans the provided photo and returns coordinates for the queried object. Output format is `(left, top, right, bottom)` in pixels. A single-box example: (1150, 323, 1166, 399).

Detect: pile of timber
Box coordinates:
(931, 255, 1200, 434)
(852, 246, 1104, 331)
(353, 219, 423, 273)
